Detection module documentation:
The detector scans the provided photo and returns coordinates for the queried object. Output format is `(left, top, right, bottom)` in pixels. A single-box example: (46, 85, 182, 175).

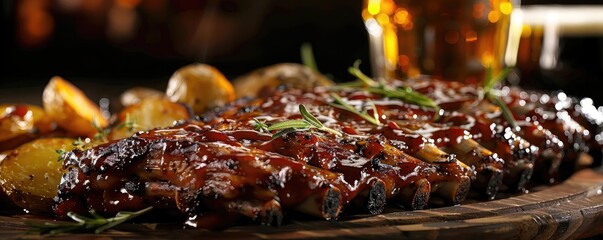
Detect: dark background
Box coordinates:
(0, 0, 371, 106)
(1, 0, 602, 106)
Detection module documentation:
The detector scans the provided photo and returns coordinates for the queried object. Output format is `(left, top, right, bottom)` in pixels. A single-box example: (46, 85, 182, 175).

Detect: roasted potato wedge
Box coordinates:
(166, 63, 236, 115)
(120, 87, 166, 108)
(0, 138, 75, 214)
(0, 151, 14, 210)
(232, 63, 334, 98)
(42, 76, 108, 137)
(108, 97, 193, 140)
(0, 104, 56, 151)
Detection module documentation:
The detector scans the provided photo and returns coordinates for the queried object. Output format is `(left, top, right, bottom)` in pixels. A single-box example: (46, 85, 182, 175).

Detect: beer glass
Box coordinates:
(363, 0, 515, 84)
(506, 5, 603, 87)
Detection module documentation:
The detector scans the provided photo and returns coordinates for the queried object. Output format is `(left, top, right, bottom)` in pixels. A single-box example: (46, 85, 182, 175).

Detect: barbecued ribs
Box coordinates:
(54, 77, 603, 229)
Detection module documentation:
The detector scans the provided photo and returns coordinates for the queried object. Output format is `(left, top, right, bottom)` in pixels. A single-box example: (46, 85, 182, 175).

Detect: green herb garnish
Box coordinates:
(115, 113, 141, 132)
(340, 60, 439, 111)
(301, 42, 319, 72)
(347, 60, 380, 87)
(55, 149, 66, 161)
(72, 138, 85, 147)
(252, 118, 269, 133)
(27, 206, 153, 235)
(328, 93, 380, 125)
(481, 66, 518, 130)
(72, 137, 95, 151)
(71, 137, 86, 151)
(92, 118, 109, 142)
(267, 104, 342, 139)
(491, 95, 517, 129)
(483, 67, 512, 98)
(366, 86, 439, 110)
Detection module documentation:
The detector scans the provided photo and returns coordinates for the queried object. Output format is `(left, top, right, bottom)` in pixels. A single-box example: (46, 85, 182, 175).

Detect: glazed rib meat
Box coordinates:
(56, 125, 349, 228)
(54, 75, 601, 229)
(201, 87, 515, 199)
(55, 121, 469, 228)
(404, 77, 597, 182)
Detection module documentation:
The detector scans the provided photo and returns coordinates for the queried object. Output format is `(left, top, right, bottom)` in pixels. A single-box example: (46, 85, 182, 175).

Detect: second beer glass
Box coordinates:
(363, 0, 515, 84)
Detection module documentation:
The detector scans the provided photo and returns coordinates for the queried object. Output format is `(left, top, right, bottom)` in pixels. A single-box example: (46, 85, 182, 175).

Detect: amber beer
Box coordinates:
(363, 0, 513, 83)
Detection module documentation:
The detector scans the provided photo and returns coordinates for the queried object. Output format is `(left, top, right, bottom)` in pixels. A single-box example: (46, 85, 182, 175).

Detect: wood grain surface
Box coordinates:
(2, 167, 603, 239)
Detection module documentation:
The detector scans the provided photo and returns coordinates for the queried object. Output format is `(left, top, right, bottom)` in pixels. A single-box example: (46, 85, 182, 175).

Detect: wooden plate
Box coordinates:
(1, 167, 603, 239)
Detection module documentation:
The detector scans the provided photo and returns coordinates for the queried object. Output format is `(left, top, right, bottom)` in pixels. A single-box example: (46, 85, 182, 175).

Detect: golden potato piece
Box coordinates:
(0, 138, 75, 213)
(108, 97, 193, 140)
(42, 76, 108, 137)
(0, 151, 11, 210)
(120, 87, 166, 108)
(232, 63, 334, 98)
(166, 63, 236, 115)
(0, 104, 56, 151)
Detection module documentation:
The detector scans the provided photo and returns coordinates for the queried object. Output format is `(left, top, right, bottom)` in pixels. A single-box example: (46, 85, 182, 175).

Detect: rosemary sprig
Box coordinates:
(301, 42, 319, 72)
(368, 100, 380, 125)
(124, 114, 141, 132)
(72, 138, 85, 147)
(92, 118, 109, 142)
(115, 113, 141, 132)
(71, 137, 96, 151)
(55, 149, 66, 161)
(298, 103, 323, 128)
(347, 60, 380, 87)
(481, 66, 518, 130)
(252, 118, 269, 133)
(342, 60, 439, 111)
(483, 67, 512, 97)
(491, 95, 518, 130)
(267, 104, 342, 139)
(270, 127, 299, 139)
(27, 206, 153, 235)
(328, 93, 381, 125)
(366, 86, 439, 110)
(268, 119, 311, 130)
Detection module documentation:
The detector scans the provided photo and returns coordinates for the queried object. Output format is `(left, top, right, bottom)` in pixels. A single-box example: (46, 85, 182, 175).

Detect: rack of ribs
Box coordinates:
(54, 74, 602, 229)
